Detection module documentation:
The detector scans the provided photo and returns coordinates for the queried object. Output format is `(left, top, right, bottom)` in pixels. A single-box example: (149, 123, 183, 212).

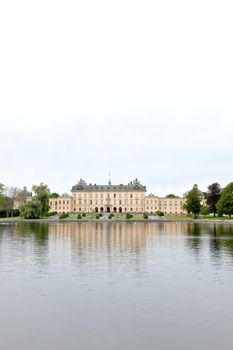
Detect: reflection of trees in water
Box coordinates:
(206, 224, 233, 258)
(185, 222, 233, 263)
(214, 225, 233, 258)
(0, 223, 50, 272)
(15, 223, 49, 269)
(14, 223, 49, 246)
(186, 223, 202, 252)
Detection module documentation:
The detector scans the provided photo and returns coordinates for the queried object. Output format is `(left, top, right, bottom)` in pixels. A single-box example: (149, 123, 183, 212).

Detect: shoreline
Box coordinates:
(1, 218, 233, 225)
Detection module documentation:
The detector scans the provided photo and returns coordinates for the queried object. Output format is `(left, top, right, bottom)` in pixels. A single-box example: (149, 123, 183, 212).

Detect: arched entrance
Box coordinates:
(113, 207, 117, 212)
(95, 207, 98, 213)
(119, 207, 122, 213)
(100, 207, 104, 212)
(107, 207, 110, 213)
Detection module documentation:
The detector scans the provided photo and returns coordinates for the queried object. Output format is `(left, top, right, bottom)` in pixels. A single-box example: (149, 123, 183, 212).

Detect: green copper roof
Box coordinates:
(71, 178, 146, 192)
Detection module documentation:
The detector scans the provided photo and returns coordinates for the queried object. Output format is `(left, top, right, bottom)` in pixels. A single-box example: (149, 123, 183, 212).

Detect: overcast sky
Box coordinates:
(0, 0, 232, 196)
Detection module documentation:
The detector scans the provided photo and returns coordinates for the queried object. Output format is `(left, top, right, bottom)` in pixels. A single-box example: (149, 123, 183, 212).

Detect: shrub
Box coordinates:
(0, 209, 19, 218)
(96, 214, 100, 219)
(108, 214, 114, 219)
(45, 211, 57, 217)
(155, 210, 164, 217)
(126, 213, 133, 219)
(99, 213, 103, 217)
(77, 214, 82, 219)
(82, 213, 86, 217)
(59, 213, 69, 220)
(143, 213, 149, 219)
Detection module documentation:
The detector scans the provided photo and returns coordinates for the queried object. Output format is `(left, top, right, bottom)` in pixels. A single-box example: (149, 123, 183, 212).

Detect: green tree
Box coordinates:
(19, 198, 43, 219)
(200, 204, 210, 215)
(49, 192, 60, 198)
(183, 184, 201, 218)
(216, 182, 233, 218)
(0, 183, 4, 209)
(206, 183, 221, 216)
(165, 194, 177, 198)
(32, 183, 50, 215)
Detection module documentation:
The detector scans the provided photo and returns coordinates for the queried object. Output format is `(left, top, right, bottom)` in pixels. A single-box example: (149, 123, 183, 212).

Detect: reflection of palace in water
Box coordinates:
(47, 221, 193, 252)
(49, 178, 186, 215)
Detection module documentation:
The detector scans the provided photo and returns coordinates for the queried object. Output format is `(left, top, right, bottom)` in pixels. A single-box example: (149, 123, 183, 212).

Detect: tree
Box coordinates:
(200, 204, 210, 215)
(19, 198, 42, 219)
(183, 184, 201, 218)
(3, 186, 20, 217)
(0, 183, 4, 209)
(206, 183, 221, 216)
(216, 182, 233, 218)
(49, 192, 60, 198)
(166, 194, 177, 198)
(32, 183, 50, 215)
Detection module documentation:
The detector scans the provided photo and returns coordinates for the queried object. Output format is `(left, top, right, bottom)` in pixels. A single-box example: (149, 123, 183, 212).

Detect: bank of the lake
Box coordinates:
(1, 216, 233, 225)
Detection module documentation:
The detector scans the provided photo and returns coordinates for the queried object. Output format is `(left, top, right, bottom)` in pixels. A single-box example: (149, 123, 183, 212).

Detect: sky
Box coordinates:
(0, 0, 233, 196)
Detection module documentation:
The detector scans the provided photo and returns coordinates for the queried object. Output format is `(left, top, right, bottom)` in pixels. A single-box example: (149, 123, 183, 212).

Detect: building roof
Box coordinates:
(71, 178, 146, 192)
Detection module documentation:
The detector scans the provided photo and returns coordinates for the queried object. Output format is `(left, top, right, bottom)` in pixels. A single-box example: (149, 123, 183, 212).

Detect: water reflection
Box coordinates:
(0, 222, 233, 350)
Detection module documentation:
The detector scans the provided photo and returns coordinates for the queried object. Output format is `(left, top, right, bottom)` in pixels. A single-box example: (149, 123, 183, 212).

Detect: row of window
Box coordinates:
(146, 201, 183, 205)
(73, 193, 143, 199)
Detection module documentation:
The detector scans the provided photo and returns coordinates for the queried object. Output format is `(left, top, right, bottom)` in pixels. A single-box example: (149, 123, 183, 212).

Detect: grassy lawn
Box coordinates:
(166, 215, 233, 220)
(0, 216, 22, 221)
(201, 215, 233, 220)
(165, 215, 193, 220)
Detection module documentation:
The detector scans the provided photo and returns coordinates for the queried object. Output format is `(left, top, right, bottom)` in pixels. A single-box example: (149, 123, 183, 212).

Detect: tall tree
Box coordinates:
(183, 184, 201, 218)
(32, 183, 50, 215)
(216, 182, 233, 218)
(0, 183, 4, 209)
(206, 183, 221, 216)
(19, 198, 43, 219)
(3, 186, 20, 217)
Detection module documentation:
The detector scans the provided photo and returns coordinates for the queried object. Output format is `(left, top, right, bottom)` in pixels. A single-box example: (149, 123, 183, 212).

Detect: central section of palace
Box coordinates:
(49, 178, 186, 215)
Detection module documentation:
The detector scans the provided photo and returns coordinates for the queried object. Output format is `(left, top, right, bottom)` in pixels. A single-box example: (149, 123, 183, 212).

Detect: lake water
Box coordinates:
(0, 222, 233, 350)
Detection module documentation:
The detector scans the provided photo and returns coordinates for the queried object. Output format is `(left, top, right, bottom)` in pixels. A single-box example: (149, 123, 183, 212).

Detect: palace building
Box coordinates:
(49, 178, 187, 215)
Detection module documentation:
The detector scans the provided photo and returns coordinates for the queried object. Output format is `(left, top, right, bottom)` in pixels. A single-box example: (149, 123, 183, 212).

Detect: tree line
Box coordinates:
(184, 182, 233, 218)
(0, 183, 59, 219)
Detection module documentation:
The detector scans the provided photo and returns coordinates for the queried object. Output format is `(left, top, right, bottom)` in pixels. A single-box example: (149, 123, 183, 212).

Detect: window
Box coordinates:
(114, 193, 116, 198)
